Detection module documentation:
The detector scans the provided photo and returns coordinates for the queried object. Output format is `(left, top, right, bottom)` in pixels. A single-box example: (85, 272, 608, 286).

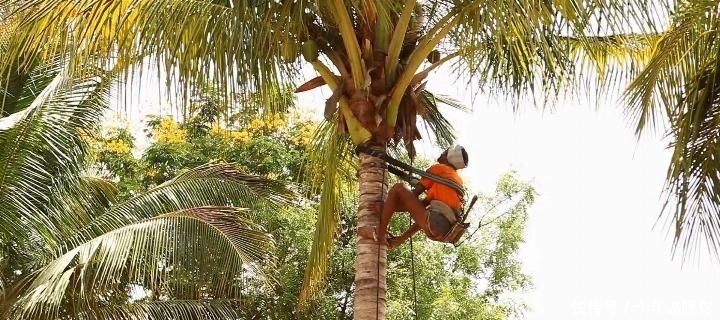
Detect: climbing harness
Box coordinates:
(440, 194, 478, 245)
(355, 145, 466, 199)
(356, 144, 479, 246)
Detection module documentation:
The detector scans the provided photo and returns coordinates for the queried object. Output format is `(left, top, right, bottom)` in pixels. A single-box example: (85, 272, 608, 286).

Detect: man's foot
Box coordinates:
(387, 236, 403, 249)
(358, 226, 389, 246)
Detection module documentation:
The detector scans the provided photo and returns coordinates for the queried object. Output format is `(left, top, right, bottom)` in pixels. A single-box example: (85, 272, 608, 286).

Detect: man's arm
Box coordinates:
(412, 184, 429, 206)
(411, 184, 426, 197)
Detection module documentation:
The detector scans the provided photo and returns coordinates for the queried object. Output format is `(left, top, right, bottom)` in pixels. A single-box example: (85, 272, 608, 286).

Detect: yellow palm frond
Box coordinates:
(296, 118, 357, 310)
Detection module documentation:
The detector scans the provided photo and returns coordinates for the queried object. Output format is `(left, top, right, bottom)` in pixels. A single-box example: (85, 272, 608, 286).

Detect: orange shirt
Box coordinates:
(419, 163, 463, 210)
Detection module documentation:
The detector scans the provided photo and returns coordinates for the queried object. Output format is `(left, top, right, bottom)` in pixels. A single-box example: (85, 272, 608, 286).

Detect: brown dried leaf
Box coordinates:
(295, 76, 327, 93)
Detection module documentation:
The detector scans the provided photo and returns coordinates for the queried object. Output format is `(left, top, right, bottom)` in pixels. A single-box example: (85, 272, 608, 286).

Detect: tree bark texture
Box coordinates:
(353, 153, 388, 319)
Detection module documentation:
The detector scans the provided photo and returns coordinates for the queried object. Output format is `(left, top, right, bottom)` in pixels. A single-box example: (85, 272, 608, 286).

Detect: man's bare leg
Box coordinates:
(377, 183, 431, 240)
(358, 183, 433, 245)
(388, 223, 421, 248)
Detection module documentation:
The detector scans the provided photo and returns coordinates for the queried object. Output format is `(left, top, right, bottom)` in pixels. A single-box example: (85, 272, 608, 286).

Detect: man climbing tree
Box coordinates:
(359, 145, 469, 248)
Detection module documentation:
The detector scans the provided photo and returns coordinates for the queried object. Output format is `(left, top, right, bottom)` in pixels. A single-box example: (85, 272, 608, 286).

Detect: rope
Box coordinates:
(409, 222, 418, 320)
(408, 156, 418, 320)
(375, 145, 387, 320)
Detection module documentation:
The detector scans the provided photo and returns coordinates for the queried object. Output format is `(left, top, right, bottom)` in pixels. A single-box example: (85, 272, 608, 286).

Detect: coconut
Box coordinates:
(427, 49, 441, 64)
(302, 40, 319, 62)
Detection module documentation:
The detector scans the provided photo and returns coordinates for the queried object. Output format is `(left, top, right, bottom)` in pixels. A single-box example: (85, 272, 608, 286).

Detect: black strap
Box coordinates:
(355, 145, 467, 199)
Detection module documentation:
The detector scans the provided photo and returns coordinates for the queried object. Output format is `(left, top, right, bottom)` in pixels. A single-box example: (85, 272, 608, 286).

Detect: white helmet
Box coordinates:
(446, 145, 467, 169)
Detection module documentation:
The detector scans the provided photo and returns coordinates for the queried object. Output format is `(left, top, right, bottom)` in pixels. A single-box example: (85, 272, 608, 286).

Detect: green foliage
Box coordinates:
(0, 61, 296, 319)
(1, 0, 664, 114)
(619, 1, 720, 259)
(382, 172, 535, 320)
(95, 108, 535, 319)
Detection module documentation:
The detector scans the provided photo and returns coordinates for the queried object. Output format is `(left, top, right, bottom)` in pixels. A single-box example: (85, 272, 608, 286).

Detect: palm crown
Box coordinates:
(3, 0, 662, 148)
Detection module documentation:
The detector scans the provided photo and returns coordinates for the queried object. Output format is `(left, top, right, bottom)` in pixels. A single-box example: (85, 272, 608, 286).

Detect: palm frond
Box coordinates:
(417, 90, 466, 149)
(57, 300, 242, 320)
(564, 33, 658, 106)
(1, 0, 310, 110)
(297, 119, 357, 310)
(620, 1, 720, 259)
(7, 207, 274, 319)
(443, 0, 667, 108)
(35, 174, 121, 258)
(59, 162, 298, 253)
(0, 57, 116, 252)
(624, 1, 719, 135)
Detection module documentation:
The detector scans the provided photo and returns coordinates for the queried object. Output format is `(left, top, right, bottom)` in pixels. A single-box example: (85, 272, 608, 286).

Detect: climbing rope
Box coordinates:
(408, 221, 418, 320)
(408, 156, 419, 320)
(375, 144, 387, 320)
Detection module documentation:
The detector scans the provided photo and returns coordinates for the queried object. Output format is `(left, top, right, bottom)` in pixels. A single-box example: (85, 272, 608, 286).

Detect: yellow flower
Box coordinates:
(146, 168, 158, 177)
(287, 122, 316, 148)
(105, 139, 131, 154)
(154, 117, 187, 144)
(230, 130, 251, 143)
(209, 123, 224, 136)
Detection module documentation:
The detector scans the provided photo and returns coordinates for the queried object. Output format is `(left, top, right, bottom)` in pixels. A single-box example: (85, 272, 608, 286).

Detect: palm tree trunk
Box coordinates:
(353, 152, 388, 319)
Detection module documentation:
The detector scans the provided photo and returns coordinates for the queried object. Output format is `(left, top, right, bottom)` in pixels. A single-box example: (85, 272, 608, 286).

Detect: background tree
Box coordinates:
(0, 56, 296, 319)
(92, 106, 536, 319)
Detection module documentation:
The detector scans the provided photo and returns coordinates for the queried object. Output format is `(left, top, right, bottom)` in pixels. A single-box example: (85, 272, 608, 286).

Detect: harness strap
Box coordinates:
(356, 145, 467, 199)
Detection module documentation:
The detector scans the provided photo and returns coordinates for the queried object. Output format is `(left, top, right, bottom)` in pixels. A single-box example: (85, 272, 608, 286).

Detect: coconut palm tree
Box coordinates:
(621, 0, 720, 259)
(1, 1, 665, 318)
(0, 46, 298, 319)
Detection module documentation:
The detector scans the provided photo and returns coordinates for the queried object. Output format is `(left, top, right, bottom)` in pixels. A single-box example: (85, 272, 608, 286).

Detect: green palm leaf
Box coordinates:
(0, 50, 296, 318)
(417, 90, 467, 149)
(621, 0, 720, 258)
(2, 0, 666, 106)
(0, 57, 115, 252)
(7, 206, 273, 319)
(2, 0, 303, 106)
(435, 3, 663, 112)
(57, 300, 242, 320)
(59, 162, 298, 253)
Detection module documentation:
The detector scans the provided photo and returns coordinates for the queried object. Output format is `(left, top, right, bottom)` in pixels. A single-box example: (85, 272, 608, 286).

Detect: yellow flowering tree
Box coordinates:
(152, 117, 188, 144)
(85, 105, 321, 200)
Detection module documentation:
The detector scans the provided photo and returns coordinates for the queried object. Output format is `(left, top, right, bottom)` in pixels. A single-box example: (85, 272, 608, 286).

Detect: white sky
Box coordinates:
(112, 62, 720, 319)
(416, 72, 720, 320)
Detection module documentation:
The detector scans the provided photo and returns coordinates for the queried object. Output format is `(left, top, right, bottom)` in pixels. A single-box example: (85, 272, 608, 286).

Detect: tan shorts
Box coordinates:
(425, 200, 458, 238)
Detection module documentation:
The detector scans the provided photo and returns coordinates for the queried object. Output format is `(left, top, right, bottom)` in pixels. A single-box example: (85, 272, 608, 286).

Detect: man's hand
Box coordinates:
(411, 184, 426, 197)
